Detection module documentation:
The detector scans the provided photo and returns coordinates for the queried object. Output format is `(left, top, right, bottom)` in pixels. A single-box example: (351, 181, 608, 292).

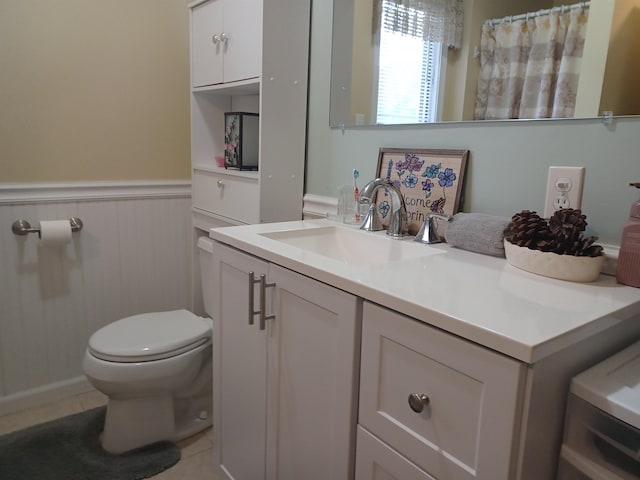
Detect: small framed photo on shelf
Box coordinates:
(374, 148, 469, 235)
(224, 112, 259, 170)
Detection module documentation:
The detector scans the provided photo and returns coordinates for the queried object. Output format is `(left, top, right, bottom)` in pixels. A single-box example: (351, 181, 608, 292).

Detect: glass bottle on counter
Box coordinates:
(617, 182, 640, 287)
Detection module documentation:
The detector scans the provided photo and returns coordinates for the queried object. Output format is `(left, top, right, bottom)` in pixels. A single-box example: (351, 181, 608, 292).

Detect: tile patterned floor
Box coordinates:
(0, 391, 219, 479)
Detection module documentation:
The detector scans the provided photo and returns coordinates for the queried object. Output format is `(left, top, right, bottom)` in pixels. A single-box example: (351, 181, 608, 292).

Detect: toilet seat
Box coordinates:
(89, 309, 211, 363)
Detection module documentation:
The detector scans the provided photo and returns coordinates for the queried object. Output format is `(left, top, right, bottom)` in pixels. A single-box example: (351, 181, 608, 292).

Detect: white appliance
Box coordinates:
(558, 340, 640, 479)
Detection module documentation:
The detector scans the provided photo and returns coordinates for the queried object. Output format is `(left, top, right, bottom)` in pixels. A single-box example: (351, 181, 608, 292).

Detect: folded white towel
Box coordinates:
(445, 213, 511, 257)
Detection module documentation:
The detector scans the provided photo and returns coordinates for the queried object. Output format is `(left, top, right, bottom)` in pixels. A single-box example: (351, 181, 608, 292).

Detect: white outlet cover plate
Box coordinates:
(544, 166, 585, 218)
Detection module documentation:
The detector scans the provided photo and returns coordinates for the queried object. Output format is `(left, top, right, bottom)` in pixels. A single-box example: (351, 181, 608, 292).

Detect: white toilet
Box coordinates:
(83, 236, 215, 454)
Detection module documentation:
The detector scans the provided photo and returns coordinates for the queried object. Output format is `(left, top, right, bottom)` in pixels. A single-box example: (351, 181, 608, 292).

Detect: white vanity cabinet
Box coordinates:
(208, 219, 640, 480)
(211, 242, 361, 480)
(190, 0, 262, 88)
(356, 302, 525, 480)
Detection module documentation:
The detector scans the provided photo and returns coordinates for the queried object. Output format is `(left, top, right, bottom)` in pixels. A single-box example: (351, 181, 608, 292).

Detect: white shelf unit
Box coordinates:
(188, 0, 310, 317)
(189, 0, 310, 230)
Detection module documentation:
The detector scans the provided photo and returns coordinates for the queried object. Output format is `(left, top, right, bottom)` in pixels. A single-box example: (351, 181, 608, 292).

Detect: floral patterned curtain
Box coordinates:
(474, 6, 589, 120)
(374, 0, 464, 49)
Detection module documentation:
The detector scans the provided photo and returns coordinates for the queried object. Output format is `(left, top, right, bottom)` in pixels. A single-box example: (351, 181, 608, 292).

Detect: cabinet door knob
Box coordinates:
(408, 393, 430, 413)
(211, 34, 219, 45)
(220, 32, 229, 44)
(216, 179, 224, 188)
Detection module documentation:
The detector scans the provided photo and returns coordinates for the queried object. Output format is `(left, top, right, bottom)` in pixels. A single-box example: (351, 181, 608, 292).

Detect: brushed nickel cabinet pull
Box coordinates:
(248, 272, 260, 325)
(259, 274, 276, 330)
(408, 393, 430, 413)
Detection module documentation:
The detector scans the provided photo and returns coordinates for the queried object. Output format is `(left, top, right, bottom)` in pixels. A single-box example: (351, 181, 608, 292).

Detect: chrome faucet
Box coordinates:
(358, 178, 408, 237)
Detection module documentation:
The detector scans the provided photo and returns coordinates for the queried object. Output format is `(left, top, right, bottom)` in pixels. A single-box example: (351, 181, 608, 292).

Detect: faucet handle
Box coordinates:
(414, 213, 452, 244)
(360, 203, 384, 232)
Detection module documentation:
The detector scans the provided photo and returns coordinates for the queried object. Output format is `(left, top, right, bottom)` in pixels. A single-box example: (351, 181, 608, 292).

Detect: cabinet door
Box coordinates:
(359, 302, 525, 480)
(223, 0, 262, 83)
(191, 0, 223, 87)
(212, 243, 268, 480)
(355, 427, 437, 480)
(265, 263, 361, 480)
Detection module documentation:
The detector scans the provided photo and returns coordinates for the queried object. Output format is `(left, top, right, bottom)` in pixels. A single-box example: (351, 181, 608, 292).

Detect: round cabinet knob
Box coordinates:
(220, 32, 228, 44)
(408, 393, 430, 413)
(211, 34, 219, 45)
(216, 180, 224, 188)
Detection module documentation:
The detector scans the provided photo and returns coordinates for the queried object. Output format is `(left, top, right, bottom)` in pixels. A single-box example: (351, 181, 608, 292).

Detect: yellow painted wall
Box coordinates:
(574, 1, 615, 117)
(599, 0, 640, 116)
(350, 0, 375, 124)
(0, 0, 192, 183)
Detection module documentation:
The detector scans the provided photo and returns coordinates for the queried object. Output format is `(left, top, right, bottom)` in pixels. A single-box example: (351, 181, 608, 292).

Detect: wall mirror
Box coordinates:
(330, 0, 640, 127)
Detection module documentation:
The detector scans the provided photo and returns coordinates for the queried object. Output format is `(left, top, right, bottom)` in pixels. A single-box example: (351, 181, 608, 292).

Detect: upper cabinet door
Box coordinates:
(191, 0, 224, 88)
(223, 0, 262, 83)
(191, 0, 262, 88)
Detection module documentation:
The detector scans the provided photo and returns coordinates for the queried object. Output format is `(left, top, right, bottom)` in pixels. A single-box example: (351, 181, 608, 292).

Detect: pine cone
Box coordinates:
(549, 209, 587, 243)
(506, 209, 603, 257)
(505, 210, 554, 251)
(576, 236, 604, 257)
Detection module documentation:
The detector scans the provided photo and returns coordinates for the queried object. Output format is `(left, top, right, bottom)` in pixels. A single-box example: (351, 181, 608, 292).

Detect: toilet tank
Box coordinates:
(197, 236, 215, 317)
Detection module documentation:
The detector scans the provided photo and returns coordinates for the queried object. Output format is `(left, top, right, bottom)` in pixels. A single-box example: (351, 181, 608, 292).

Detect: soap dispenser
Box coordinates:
(617, 182, 640, 287)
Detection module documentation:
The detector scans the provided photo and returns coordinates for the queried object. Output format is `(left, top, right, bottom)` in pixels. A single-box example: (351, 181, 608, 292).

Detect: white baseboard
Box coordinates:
(601, 244, 619, 277)
(0, 376, 94, 416)
(303, 193, 336, 219)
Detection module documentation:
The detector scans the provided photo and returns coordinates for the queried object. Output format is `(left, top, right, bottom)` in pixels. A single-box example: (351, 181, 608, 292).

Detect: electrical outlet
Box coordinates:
(544, 166, 585, 218)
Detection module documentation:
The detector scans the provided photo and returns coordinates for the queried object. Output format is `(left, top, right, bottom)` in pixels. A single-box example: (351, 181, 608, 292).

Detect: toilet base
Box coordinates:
(174, 388, 213, 440)
(101, 391, 213, 454)
(102, 395, 174, 454)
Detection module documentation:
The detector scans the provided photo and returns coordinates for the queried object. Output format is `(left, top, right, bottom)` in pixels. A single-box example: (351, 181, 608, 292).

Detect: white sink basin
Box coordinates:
(260, 225, 442, 266)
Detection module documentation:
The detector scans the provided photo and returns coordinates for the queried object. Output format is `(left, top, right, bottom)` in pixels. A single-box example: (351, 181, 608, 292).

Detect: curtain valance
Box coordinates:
(375, 0, 464, 49)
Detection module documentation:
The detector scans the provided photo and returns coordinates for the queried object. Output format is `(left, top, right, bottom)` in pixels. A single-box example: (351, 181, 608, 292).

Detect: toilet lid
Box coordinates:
(89, 310, 212, 362)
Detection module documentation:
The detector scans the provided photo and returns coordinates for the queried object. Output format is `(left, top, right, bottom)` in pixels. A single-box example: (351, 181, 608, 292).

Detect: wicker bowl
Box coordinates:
(504, 240, 604, 283)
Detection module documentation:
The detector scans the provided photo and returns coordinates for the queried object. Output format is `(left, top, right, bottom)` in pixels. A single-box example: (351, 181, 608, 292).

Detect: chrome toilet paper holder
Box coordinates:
(11, 218, 83, 237)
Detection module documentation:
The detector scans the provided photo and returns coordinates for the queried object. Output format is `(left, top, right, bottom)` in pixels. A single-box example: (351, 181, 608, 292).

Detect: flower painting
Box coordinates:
(224, 114, 239, 167)
(374, 148, 469, 235)
(223, 112, 259, 170)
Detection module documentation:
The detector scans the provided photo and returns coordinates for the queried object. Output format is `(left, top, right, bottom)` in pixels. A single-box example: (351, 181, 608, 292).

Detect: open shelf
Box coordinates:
(192, 78, 260, 96)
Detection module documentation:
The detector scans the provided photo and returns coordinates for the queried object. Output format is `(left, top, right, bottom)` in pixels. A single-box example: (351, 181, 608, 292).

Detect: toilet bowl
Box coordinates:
(82, 236, 216, 454)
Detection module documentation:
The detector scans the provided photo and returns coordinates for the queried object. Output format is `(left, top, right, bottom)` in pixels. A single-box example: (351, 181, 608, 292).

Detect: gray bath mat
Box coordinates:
(0, 406, 180, 480)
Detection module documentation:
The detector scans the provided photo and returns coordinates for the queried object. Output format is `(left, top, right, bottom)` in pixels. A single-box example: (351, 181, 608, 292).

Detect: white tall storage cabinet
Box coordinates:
(189, 0, 310, 231)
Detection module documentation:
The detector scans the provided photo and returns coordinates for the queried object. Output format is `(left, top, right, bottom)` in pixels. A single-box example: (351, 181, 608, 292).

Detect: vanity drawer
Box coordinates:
(359, 302, 525, 480)
(193, 169, 259, 224)
(355, 426, 436, 480)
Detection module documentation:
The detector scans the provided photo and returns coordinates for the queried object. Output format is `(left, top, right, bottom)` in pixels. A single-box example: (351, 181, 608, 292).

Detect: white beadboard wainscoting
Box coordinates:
(0, 181, 192, 415)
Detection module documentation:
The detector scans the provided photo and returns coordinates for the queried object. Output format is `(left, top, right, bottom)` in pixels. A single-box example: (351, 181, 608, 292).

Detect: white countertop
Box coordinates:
(209, 219, 640, 364)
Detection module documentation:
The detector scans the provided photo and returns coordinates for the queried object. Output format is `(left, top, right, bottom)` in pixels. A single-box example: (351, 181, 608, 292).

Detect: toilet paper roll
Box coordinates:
(39, 220, 72, 247)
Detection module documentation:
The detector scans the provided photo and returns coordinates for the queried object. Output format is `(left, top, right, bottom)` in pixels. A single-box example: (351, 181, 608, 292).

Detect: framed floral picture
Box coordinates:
(374, 148, 469, 235)
(224, 112, 259, 170)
